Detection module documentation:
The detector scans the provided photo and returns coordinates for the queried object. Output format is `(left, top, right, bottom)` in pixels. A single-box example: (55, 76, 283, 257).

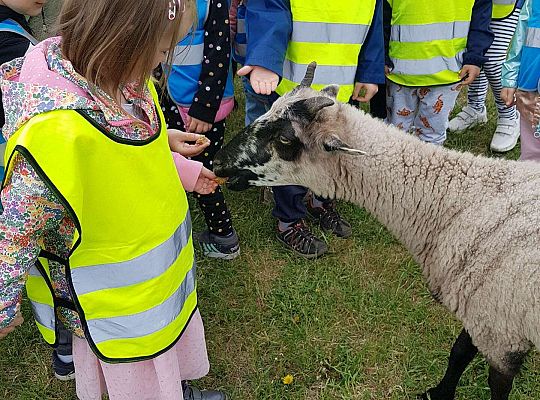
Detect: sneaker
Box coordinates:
(52, 350, 75, 381)
(307, 197, 352, 238)
(448, 105, 488, 132)
(276, 220, 328, 259)
(183, 382, 228, 400)
(194, 229, 240, 260)
(490, 113, 520, 152)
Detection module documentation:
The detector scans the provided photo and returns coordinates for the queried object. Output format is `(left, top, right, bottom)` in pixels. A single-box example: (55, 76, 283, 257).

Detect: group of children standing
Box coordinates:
(1, 0, 540, 399)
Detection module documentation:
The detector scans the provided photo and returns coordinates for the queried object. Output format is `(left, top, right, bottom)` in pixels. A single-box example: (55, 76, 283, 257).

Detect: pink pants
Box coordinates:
(516, 90, 540, 162)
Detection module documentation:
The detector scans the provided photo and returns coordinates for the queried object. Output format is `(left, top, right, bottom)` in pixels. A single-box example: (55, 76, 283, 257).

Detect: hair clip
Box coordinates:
(168, 0, 178, 20)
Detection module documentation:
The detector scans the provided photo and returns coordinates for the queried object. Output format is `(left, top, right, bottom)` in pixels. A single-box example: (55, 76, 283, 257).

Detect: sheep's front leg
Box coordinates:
(488, 352, 526, 400)
(417, 329, 478, 400)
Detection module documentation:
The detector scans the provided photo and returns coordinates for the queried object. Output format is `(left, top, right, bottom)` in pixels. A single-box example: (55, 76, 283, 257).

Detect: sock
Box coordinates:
(311, 197, 325, 208)
(57, 353, 73, 364)
(278, 220, 295, 232)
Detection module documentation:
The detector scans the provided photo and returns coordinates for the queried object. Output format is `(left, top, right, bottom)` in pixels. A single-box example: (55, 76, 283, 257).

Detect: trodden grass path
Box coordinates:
(0, 85, 538, 399)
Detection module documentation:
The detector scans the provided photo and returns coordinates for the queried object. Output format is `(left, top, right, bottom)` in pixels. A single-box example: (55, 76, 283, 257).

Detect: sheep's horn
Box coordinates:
(299, 61, 317, 87)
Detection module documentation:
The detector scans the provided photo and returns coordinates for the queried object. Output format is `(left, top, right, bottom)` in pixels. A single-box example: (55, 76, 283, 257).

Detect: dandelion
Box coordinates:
(282, 374, 294, 385)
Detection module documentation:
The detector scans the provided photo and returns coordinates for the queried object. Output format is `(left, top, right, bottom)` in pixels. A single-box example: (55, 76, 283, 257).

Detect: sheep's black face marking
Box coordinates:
(273, 119, 303, 162)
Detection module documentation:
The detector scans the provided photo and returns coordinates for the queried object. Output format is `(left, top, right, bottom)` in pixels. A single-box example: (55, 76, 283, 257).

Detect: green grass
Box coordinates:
(1, 85, 538, 399)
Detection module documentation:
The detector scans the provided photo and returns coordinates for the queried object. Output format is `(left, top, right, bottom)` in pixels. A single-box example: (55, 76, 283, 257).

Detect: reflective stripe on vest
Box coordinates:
(0, 19, 38, 45)
(233, 2, 247, 64)
(276, 0, 376, 103)
(27, 261, 56, 345)
(387, 0, 475, 87)
(492, 0, 517, 19)
(168, 0, 234, 106)
(526, 26, 540, 47)
(5, 82, 197, 362)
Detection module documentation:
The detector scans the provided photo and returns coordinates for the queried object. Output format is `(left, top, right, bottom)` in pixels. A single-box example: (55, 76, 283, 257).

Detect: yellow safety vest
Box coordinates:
(492, 0, 517, 19)
(387, 0, 476, 87)
(3, 82, 197, 362)
(275, 0, 377, 103)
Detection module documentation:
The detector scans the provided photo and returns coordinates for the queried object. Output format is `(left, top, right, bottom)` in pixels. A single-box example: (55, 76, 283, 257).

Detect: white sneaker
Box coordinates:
(490, 113, 520, 153)
(448, 106, 488, 132)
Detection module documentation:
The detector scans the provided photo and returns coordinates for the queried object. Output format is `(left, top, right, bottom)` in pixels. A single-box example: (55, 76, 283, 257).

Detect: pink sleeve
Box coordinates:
(172, 152, 203, 192)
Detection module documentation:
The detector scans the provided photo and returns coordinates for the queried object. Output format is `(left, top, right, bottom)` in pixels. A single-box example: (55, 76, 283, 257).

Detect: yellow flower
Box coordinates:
(282, 374, 294, 385)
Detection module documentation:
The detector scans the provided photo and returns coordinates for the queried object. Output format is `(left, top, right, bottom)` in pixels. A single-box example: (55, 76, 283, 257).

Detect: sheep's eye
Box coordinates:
(279, 135, 292, 145)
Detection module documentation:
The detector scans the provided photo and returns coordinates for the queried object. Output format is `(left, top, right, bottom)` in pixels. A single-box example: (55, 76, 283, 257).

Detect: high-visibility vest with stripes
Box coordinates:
(0, 19, 38, 185)
(387, 0, 475, 87)
(167, 0, 234, 107)
(3, 82, 198, 363)
(492, 0, 517, 19)
(275, 0, 377, 103)
(518, 0, 540, 90)
(232, 0, 247, 65)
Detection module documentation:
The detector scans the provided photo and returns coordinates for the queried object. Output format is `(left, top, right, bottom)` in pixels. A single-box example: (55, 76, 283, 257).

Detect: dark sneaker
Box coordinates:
(276, 220, 328, 258)
(307, 198, 352, 238)
(52, 350, 75, 381)
(183, 382, 228, 400)
(194, 229, 240, 260)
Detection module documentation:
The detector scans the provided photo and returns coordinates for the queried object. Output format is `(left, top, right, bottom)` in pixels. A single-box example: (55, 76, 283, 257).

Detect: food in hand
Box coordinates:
(214, 177, 228, 185)
(195, 136, 210, 146)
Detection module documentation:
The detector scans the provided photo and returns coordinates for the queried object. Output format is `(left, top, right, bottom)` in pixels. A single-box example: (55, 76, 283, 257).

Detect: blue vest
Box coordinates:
(518, 0, 540, 91)
(0, 19, 37, 183)
(232, 1, 247, 65)
(167, 0, 234, 107)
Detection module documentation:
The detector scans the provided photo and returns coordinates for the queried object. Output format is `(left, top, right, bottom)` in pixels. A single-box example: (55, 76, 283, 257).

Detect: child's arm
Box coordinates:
(461, 0, 495, 83)
(502, 1, 531, 94)
(0, 158, 66, 335)
(353, 0, 386, 102)
(237, 0, 292, 95)
(186, 0, 232, 133)
(171, 153, 218, 194)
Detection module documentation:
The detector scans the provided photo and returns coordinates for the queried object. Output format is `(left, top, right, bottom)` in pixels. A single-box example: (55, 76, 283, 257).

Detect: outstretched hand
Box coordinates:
(168, 129, 210, 158)
(352, 83, 378, 103)
(237, 65, 279, 95)
(0, 309, 23, 340)
(194, 167, 219, 194)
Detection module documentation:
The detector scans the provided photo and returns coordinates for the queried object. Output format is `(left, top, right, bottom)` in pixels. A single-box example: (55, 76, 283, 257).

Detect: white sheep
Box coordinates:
(213, 64, 540, 400)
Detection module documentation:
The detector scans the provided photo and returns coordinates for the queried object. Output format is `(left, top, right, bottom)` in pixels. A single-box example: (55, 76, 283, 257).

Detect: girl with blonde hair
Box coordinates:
(0, 0, 226, 399)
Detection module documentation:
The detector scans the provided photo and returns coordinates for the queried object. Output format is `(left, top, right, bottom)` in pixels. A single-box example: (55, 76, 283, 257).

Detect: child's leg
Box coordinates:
(414, 84, 461, 145)
(516, 91, 540, 161)
(467, 70, 489, 112)
(484, 8, 521, 121)
(191, 120, 234, 237)
(386, 81, 419, 132)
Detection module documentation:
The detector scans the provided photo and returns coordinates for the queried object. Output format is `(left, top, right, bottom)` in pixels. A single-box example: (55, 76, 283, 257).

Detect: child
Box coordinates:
(0, 1, 226, 399)
(385, 0, 494, 145)
(502, 0, 540, 161)
(0, 0, 41, 183)
(156, 0, 240, 260)
(235, 0, 385, 259)
(0, 0, 77, 382)
(449, 0, 524, 153)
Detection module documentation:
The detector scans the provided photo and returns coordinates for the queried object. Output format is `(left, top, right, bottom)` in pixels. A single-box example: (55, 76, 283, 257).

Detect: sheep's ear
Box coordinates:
(289, 96, 335, 122)
(321, 85, 339, 98)
(324, 136, 367, 155)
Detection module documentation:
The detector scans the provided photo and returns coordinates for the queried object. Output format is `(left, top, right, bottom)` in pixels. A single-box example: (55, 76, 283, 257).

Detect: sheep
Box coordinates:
(213, 63, 540, 400)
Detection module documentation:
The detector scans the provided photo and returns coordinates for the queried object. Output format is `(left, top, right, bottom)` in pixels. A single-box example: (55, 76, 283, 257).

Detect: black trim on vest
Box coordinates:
(11, 128, 196, 363)
(39, 249, 68, 266)
(75, 109, 162, 146)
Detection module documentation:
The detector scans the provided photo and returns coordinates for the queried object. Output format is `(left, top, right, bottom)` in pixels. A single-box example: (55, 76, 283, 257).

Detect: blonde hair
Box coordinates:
(58, 0, 195, 99)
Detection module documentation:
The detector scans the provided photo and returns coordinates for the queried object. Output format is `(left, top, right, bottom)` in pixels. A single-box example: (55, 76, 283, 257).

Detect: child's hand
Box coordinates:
(501, 87, 517, 107)
(352, 83, 378, 103)
(237, 65, 279, 95)
(187, 117, 212, 134)
(168, 129, 210, 157)
(0, 309, 24, 340)
(194, 167, 219, 194)
(460, 65, 481, 85)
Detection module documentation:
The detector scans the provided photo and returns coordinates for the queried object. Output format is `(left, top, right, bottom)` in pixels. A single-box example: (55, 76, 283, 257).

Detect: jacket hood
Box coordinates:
(0, 36, 160, 141)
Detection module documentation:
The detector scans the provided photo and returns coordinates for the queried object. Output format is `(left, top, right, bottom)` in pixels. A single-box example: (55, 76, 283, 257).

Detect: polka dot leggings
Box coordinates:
(159, 91, 234, 237)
